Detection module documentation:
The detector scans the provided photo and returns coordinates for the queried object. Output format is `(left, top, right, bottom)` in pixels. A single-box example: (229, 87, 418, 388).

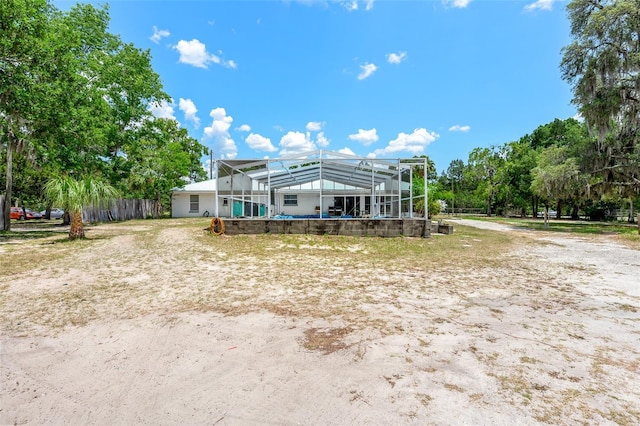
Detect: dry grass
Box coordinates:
(301, 326, 354, 354)
(0, 218, 522, 336)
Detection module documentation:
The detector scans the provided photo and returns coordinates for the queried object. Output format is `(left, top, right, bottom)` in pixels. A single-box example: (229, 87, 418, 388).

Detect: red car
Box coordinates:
(9, 207, 42, 220)
(10, 207, 25, 220)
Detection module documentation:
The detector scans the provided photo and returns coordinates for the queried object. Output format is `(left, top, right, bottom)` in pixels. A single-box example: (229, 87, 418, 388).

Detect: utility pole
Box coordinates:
(209, 149, 213, 180)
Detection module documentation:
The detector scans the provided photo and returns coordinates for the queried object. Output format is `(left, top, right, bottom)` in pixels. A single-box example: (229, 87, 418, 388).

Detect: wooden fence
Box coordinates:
(83, 198, 162, 223)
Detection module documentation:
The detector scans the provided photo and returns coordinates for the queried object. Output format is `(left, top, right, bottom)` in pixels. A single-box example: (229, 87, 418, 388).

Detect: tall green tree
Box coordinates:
(521, 118, 591, 217)
(500, 140, 538, 217)
(2, 1, 192, 227)
(124, 118, 207, 210)
(0, 0, 53, 229)
(44, 176, 118, 240)
(531, 146, 588, 223)
(561, 0, 640, 196)
(467, 146, 505, 216)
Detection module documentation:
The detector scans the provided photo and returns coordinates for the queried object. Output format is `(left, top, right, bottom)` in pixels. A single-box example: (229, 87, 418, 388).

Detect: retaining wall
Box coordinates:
(222, 218, 439, 238)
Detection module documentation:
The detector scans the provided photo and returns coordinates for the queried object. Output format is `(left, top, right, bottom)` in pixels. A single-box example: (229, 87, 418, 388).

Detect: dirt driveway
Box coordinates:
(1, 219, 639, 425)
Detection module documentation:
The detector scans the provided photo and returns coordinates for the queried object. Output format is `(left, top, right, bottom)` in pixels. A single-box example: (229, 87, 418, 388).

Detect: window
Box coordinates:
(222, 198, 228, 206)
(283, 194, 298, 206)
(190, 195, 199, 212)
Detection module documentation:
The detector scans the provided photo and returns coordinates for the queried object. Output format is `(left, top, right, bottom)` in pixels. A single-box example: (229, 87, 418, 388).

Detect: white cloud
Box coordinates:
(348, 128, 378, 146)
(203, 107, 237, 159)
(338, 147, 356, 156)
(573, 113, 584, 122)
(357, 63, 377, 80)
(342, 0, 358, 11)
(316, 131, 330, 147)
(369, 128, 439, 157)
(178, 98, 200, 128)
(205, 108, 232, 135)
(305, 122, 329, 146)
(449, 124, 471, 132)
(246, 133, 277, 152)
(442, 0, 472, 8)
(174, 39, 237, 69)
(149, 100, 176, 120)
(150, 26, 170, 44)
(279, 131, 317, 156)
(524, 0, 554, 11)
(237, 124, 251, 132)
(339, 0, 374, 11)
(306, 121, 324, 132)
(386, 51, 407, 64)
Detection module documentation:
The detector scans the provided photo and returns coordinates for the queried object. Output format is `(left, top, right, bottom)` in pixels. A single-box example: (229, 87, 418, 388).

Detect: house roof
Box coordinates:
(173, 179, 217, 192)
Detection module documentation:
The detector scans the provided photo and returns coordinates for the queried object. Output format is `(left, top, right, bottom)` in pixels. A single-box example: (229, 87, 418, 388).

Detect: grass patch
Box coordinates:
(459, 215, 639, 236)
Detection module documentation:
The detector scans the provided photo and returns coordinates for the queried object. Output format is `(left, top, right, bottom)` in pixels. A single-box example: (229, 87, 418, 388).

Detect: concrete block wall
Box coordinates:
(222, 218, 435, 238)
(431, 222, 454, 235)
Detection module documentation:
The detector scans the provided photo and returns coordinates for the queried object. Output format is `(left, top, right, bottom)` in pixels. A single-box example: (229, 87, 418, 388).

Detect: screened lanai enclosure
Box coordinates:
(171, 151, 439, 237)
(172, 150, 430, 220)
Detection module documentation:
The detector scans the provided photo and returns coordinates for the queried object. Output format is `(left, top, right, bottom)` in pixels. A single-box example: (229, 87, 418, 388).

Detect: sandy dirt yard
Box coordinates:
(1, 218, 639, 425)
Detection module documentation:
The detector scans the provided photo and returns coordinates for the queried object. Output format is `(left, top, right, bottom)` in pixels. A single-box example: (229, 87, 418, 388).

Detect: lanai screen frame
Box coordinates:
(212, 150, 428, 219)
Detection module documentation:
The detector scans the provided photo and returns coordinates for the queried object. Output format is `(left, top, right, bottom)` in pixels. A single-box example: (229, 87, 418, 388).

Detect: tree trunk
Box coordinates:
(69, 210, 85, 240)
(3, 136, 13, 231)
(62, 211, 71, 226)
(571, 204, 579, 220)
(556, 200, 562, 220)
(629, 198, 635, 223)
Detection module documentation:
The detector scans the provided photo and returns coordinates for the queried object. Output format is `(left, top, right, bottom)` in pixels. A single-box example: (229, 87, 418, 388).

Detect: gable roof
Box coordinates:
(173, 179, 217, 192)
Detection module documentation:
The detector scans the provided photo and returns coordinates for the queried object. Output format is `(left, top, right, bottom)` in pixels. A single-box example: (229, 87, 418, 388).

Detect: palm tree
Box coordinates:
(44, 176, 119, 240)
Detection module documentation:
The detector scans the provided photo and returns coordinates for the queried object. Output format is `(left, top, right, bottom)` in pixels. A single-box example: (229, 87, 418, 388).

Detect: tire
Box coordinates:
(19, 215, 25, 221)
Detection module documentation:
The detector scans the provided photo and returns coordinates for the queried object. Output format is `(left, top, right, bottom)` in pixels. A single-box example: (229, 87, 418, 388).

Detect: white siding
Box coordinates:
(171, 192, 231, 218)
(274, 193, 320, 216)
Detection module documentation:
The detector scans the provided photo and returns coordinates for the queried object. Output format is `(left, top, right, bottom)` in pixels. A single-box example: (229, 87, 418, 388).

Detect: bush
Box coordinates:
(583, 200, 620, 221)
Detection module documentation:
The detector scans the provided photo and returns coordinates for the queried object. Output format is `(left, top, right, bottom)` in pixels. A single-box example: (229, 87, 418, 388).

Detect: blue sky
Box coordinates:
(56, 0, 577, 173)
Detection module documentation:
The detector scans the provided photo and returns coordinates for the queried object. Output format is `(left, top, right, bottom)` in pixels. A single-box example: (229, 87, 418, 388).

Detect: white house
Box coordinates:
(171, 150, 429, 219)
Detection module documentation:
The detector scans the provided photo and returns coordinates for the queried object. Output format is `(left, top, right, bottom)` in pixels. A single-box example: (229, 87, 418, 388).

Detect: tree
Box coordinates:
(498, 141, 538, 217)
(446, 159, 465, 214)
(124, 118, 207, 210)
(561, 0, 640, 196)
(515, 118, 591, 217)
(531, 146, 588, 224)
(411, 177, 443, 218)
(0, 0, 52, 230)
(467, 147, 505, 216)
(44, 176, 118, 240)
(2, 2, 179, 228)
